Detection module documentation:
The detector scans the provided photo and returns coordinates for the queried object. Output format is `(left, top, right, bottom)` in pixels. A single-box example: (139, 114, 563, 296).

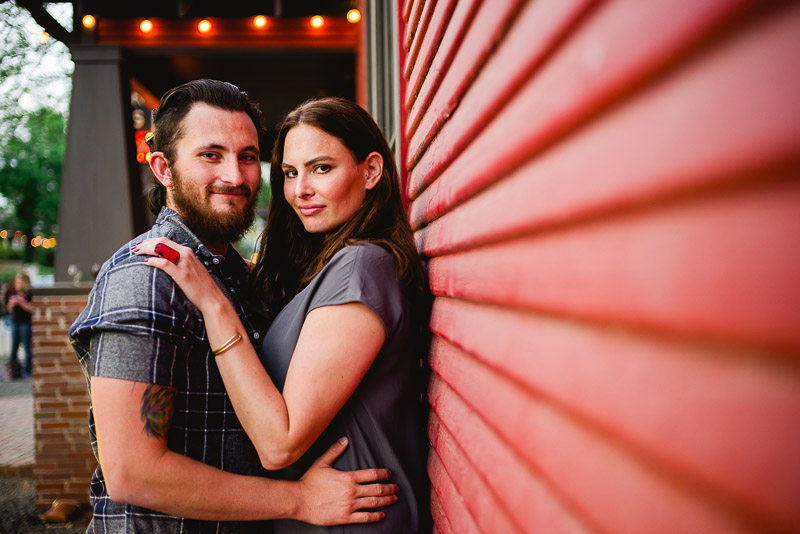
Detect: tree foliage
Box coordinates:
(0, 107, 65, 262)
(0, 2, 72, 264)
(1, 3, 70, 139)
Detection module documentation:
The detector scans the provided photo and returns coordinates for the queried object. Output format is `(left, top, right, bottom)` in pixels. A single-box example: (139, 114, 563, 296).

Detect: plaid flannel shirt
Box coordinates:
(70, 207, 270, 533)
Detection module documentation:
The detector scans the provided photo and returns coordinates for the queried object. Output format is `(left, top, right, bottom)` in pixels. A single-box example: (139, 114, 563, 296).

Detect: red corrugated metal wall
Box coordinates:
(399, 0, 800, 532)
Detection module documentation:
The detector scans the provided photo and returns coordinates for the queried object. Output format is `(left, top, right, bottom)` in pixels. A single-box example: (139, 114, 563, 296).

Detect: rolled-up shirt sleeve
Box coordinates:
(72, 257, 197, 387)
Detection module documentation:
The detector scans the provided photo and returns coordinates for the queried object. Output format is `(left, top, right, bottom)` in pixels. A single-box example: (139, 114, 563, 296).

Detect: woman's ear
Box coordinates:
(149, 152, 173, 187)
(364, 152, 383, 190)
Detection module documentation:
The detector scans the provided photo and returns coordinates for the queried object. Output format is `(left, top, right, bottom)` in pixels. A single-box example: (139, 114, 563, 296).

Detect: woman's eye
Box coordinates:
(284, 169, 297, 178)
(315, 164, 331, 174)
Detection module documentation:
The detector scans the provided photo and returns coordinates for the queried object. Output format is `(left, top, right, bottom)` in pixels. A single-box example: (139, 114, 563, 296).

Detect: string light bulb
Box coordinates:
(82, 14, 96, 28)
(39, 32, 50, 43)
(347, 9, 361, 23)
(253, 15, 267, 29)
(310, 15, 324, 28)
(139, 19, 153, 33)
(198, 19, 212, 33)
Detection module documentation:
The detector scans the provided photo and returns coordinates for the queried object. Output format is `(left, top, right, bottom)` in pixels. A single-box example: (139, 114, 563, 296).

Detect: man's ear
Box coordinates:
(149, 152, 173, 187)
(364, 152, 383, 190)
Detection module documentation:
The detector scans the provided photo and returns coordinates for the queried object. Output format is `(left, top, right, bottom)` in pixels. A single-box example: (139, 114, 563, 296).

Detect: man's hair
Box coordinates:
(144, 79, 263, 214)
(251, 97, 425, 312)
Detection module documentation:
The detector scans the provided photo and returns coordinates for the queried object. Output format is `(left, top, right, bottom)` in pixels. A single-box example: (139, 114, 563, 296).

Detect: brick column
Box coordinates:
(31, 286, 92, 509)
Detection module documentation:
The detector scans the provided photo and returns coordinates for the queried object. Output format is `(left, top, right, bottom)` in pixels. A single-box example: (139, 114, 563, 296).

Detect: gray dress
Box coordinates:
(261, 244, 430, 533)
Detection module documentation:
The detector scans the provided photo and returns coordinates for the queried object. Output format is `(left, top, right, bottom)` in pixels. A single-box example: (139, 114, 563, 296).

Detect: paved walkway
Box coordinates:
(0, 377, 34, 468)
(0, 376, 90, 533)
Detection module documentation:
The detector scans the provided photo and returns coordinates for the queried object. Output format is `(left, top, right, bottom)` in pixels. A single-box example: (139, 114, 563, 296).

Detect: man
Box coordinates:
(70, 80, 397, 532)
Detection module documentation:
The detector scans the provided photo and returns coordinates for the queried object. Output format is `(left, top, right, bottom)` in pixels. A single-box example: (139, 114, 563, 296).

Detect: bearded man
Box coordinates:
(70, 80, 396, 533)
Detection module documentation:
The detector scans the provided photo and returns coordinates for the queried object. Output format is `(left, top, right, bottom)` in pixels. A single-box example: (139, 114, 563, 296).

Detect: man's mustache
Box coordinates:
(209, 186, 251, 197)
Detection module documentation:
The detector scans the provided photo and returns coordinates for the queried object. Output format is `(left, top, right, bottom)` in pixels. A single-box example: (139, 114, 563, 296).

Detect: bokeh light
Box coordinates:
(347, 9, 361, 23)
(253, 15, 267, 29)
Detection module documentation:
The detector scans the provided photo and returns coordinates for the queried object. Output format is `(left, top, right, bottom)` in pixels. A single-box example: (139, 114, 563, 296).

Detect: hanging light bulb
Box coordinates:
(82, 14, 96, 28)
(347, 9, 361, 23)
(253, 15, 267, 29)
(198, 19, 212, 33)
(140, 19, 153, 33)
(310, 15, 324, 29)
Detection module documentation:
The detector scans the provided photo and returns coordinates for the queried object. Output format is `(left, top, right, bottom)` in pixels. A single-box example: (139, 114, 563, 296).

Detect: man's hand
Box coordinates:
(294, 437, 399, 525)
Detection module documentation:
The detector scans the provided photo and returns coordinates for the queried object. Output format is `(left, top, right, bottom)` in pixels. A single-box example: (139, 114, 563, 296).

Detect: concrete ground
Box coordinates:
(0, 375, 87, 534)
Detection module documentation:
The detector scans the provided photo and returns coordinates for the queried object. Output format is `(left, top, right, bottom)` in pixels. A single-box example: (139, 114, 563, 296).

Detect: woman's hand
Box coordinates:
(132, 238, 228, 315)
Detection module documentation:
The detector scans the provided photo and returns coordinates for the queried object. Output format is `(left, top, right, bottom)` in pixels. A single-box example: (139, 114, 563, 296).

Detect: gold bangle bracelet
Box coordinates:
(212, 332, 243, 356)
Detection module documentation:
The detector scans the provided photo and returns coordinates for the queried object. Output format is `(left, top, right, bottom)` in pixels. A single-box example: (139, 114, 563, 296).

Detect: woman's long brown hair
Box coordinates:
(251, 97, 426, 312)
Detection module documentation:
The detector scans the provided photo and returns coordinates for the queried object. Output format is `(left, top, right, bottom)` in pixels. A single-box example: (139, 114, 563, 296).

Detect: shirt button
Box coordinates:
(230, 288, 236, 293)
(253, 332, 260, 339)
(213, 258, 220, 264)
(203, 261, 209, 266)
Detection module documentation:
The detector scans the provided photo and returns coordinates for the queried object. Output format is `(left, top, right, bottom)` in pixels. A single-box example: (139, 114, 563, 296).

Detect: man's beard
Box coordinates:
(170, 169, 261, 245)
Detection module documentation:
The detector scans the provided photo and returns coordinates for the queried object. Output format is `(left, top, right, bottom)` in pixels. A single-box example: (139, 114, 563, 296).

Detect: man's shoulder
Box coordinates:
(99, 217, 194, 275)
(86, 220, 197, 312)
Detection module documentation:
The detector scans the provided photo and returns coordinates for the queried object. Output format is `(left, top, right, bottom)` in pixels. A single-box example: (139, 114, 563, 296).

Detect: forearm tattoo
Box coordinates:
(140, 384, 175, 438)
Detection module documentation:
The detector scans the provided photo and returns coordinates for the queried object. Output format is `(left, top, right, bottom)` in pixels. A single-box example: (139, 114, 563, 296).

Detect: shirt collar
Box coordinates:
(154, 206, 238, 269)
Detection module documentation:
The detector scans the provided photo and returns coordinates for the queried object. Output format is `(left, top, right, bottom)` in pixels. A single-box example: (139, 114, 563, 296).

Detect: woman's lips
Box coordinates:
(298, 205, 324, 216)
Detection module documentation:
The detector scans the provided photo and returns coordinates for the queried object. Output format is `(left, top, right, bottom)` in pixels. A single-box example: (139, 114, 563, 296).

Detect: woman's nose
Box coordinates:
(294, 173, 313, 197)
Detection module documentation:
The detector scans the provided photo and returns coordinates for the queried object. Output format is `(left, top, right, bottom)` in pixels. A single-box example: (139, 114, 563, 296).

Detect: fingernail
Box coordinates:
(338, 437, 348, 445)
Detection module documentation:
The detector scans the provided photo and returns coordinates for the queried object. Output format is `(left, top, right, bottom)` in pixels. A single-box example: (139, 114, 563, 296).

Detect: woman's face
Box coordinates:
(281, 124, 381, 234)
(14, 275, 26, 291)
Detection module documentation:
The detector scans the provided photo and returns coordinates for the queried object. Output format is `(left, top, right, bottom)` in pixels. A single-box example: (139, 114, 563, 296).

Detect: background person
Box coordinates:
(5, 271, 33, 379)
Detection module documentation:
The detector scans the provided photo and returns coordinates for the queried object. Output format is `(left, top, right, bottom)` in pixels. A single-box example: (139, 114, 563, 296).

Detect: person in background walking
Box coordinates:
(5, 272, 34, 379)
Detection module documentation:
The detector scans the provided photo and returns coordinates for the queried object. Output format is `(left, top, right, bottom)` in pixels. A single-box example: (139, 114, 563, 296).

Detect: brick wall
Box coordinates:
(31, 289, 93, 509)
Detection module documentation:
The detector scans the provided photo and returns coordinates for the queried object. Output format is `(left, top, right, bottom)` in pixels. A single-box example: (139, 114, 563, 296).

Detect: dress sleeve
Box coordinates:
(307, 244, 405, 337)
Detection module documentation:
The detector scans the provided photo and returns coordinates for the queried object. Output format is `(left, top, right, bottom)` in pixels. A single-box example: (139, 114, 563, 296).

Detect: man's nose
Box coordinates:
(220, 158, 246, 185)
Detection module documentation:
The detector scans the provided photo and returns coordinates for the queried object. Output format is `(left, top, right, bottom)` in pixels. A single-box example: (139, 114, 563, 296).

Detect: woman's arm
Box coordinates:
(134, 239, 386, 469)
(10, 294, 33, 314)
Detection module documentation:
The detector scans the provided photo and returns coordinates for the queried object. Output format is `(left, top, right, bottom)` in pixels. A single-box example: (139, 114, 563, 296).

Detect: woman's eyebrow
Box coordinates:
(303, 155, 334, 167)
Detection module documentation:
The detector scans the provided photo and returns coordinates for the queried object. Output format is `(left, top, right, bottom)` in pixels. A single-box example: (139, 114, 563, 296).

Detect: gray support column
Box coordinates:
(55, 46, 145, 282)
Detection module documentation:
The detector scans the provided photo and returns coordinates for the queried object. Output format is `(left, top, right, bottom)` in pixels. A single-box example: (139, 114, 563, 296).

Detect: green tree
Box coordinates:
(0, 2, 71, 145)
(0, 2, 72, 265)
(0, 107, 65, 263)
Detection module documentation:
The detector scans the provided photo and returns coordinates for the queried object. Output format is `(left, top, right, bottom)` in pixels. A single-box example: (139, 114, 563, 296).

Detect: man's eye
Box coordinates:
(201, 152, 219, 160)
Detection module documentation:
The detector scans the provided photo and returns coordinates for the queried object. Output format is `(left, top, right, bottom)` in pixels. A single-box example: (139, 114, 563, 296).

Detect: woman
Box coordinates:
(136, 97, 431, 532)
(5, 272, 34, 379)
